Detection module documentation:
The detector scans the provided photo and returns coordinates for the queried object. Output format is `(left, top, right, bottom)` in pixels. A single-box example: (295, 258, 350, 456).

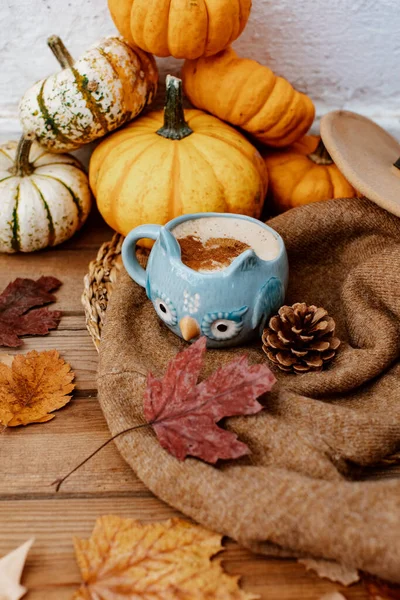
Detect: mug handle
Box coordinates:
(121, 225, 162, 289)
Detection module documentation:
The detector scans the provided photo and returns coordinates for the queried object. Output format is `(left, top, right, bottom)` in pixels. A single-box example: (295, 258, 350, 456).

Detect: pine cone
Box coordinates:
(262, 303, 341, 374)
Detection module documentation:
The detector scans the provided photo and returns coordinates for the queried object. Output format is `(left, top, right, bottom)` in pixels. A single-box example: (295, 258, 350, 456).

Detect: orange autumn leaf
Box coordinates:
(73, 516, 258, 600)
(0, 350, 74, 426)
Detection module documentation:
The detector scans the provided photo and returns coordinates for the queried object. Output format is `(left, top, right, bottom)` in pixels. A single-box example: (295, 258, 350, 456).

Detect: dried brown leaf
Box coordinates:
(0, 350, 74, 426)
(73, 516, 258, 600)
(0, 276, 61, 347)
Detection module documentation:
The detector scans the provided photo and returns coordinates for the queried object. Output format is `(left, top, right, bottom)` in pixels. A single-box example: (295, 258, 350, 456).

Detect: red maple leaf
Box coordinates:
(143, 337, 276, 463)
(0, 277, 62, 347)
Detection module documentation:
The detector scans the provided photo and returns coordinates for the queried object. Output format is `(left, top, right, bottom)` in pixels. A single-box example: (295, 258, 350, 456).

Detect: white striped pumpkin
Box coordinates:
(19, 36, 158, 153)
(0, 137, 92, 253)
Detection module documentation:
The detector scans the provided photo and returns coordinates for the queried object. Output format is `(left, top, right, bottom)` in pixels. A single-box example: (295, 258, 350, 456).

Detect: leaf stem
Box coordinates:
(52, 422, 151, 492)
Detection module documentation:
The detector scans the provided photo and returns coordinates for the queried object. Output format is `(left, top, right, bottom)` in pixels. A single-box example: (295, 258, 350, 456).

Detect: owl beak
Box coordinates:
(180, 316, 200, 341)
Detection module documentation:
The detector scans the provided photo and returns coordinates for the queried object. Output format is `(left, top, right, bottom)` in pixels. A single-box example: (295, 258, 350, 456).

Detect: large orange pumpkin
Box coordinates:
(182, 47, 315, 147)
(90, 76, 268, 246)
(108, 0, 252, 59)
(263, 135, 356, 213)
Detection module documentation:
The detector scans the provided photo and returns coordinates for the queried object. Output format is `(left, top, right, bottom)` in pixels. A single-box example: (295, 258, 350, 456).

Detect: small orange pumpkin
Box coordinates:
(108, 0, 252, 59)
(90, 76, 268, 246)
(263, 135, 357, 213)
(182, 47, 315, 147)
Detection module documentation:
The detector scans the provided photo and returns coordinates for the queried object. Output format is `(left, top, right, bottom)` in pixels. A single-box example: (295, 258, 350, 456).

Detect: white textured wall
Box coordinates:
(0, 0, 399, 133)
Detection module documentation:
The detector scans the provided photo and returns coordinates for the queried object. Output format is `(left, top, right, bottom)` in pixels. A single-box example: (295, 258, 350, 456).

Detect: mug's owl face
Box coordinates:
(151, 286, 249, 344)
(148, 274, 284, 348)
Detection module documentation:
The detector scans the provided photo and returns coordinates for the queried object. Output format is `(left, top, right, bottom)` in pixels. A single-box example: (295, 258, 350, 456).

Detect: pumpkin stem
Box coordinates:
(47, 35, 75, 68)
(156, 75, 193, 141)
(13, 134, 35, 177)
(308, 138, 333, 166)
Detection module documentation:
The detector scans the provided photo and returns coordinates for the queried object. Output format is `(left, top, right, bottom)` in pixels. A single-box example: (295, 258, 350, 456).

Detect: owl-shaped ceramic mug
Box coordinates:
(122, 213, 289, 348)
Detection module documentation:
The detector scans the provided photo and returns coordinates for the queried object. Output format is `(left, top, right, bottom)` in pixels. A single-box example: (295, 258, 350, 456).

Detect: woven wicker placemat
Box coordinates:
(82, 233, 150, 351)
(82, 233, 124, 351)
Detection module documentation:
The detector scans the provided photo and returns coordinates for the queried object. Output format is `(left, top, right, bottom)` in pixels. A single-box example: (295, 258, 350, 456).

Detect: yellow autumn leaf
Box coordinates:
(73, 516, 258, 600)
(0, 350, 74, 426)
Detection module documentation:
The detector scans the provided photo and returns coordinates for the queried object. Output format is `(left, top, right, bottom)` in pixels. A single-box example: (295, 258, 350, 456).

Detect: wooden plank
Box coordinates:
(0, 497, 369, 600)
(0, 249, 102, 314)
(3, 390, 398, 498)
(0, 398, 147, 496)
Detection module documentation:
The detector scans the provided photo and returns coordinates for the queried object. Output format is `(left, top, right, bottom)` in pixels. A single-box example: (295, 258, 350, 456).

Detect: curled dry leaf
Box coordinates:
(73, 516, 258, 600)
(0, 277, 61, 348)
(299, 557, 360, 585)
(0, 538, 34, 600)
(0, 350, 74, 426)
(144, 337, 276, 463)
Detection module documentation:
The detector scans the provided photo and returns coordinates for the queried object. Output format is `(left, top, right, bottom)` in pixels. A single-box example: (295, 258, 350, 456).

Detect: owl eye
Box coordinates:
(202, 307, 248, 341)
(153, 294, 177, 326)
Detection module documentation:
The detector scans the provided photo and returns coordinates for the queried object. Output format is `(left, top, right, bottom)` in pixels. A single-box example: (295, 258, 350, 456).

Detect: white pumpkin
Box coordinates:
(19, 35, 158, 153)
(0, 136, 92, 253)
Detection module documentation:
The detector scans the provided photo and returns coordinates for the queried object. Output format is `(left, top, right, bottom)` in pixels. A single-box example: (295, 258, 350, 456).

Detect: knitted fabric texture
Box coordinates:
(98, 197, 400, 582)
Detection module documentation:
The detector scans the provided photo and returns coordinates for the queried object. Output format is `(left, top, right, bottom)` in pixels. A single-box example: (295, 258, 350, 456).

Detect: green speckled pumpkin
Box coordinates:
(0, 136, 92, 253)
(19, 36, 158, 153)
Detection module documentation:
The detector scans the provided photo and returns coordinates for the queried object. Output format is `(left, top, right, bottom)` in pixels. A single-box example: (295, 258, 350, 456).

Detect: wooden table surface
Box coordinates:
(0, 208, 395, 600)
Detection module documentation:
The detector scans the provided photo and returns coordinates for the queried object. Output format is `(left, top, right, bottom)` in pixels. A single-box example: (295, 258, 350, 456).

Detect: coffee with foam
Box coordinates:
(172, 217, 281, 272)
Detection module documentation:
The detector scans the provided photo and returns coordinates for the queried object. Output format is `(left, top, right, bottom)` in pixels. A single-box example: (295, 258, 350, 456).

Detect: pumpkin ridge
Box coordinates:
(0, 176, 13, 184)
(323, 166, 337, 197)
(194, 130, 259, 166)
(169, 143, 183, 220)
(37, 173, 83, 224)
(185, 137, 229, 212)
(107, 38, 156, 112)
(0, 148, 14, 163)
(90, 135, 136, 194)
(102, 137, 160, 230)
(261, 87, 300, 139)
(32, 149, 50, 165)
(265, 94, 313, 144)
(321, 165, 334, 198)
(30, 179, 56, 246)
(70, 66, 109, 136)
(290, 164, 324, 205)
(97, 44, 136, 119)
(202, 0, 210, 54)
(239, 0, 252, 31)
(246, 77, 294, 136)
(229, 65, 271, 126)
(11, 183, 21, 252)
(34, 160, 85, 172)
(36, 81, 74, 147)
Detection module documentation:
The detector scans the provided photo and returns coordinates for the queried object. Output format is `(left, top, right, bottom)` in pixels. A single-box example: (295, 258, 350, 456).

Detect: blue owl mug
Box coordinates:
(122, 213, 289, 348)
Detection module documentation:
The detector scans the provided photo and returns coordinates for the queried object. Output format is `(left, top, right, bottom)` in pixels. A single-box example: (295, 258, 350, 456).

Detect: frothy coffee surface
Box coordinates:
(172, 216, 280, 272)
(178, 235, 250, 271)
